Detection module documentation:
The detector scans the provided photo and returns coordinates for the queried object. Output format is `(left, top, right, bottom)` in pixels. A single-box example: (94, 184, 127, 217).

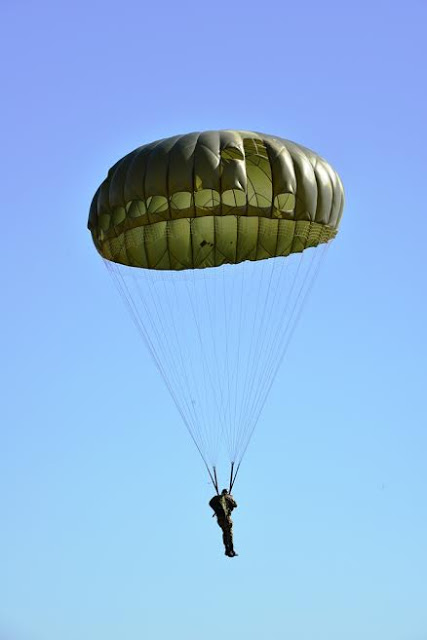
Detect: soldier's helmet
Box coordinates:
(221, 489, 228, 495)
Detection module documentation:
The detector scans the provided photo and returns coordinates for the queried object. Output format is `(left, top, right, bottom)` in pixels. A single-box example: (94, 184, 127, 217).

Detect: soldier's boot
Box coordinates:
(224, 534, 237, 557)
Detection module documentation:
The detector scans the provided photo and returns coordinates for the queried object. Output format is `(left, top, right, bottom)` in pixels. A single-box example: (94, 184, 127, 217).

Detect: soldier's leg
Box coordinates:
(222, 530, 232, 555)
(223, 524, 235, 556)
(217, 519, 231, 555)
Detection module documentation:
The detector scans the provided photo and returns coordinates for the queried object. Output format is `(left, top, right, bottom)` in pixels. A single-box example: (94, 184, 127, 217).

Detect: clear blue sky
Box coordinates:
(1, 1, 427, 638)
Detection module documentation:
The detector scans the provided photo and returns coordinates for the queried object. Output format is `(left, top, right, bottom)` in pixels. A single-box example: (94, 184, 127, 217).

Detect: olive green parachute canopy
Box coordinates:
(88, 130, 344, 270)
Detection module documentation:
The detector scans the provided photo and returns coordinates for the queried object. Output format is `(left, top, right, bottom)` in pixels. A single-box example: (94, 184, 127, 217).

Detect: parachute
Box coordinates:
(88, 130, 344, 491)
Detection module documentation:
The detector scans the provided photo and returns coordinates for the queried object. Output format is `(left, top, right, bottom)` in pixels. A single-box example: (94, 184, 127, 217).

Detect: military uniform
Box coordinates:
(209, 491, 238, 557)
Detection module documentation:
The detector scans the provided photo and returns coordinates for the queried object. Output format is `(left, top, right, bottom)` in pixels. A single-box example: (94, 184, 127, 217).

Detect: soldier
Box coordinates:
(209, 489, 238, 557)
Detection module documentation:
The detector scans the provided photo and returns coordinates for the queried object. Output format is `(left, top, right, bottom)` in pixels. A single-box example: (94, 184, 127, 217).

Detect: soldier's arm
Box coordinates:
(227, 496, 237, 509)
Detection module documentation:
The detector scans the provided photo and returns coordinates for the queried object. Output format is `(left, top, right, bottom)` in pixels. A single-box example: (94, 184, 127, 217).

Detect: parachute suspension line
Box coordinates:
(230, 262, 242, 452)
(205, 466, 218, 493)
(141, 272, 217, 483)
(255, 244, 327, 427)
(202, 266, 225, 460)
(239, 252, 311, 459)
(246, 254, 323, 458)
(236, 250, 307, 457)
(237, 242, 331, 466)
(172, 272, 211, 459)
(231, 257, 266, 460)
(220, 263, 234, 459)
(157, 273, 212, 460)
(232, 253, 287, 463)
(141, 270, 209, 455)
(164, 267, 222, 466)
(107, 262, 194, 435)
(165, 274, 203, 436)
(201, 266, 228, 465)
(104, 258, 214, 481)
(222, 265, 231, 454)
(268, 242, 330, 391)
(200, 268, 224, 463)
(235, 254, 283, 458)
(105, 260, 174, 394)
(184, 269, 222, 466)
(231, 261, 245, 461)
(234, 250, 311, 463)
(222, 263, 232, 458)
(150, 262, 221, 468)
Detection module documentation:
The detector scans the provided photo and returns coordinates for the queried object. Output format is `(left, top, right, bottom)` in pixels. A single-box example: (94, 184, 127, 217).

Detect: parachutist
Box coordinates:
(209, 489, 238, 557)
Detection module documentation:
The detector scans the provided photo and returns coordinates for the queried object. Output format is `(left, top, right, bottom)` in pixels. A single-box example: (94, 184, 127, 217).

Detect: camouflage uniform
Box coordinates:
(209, 491, 238, 557)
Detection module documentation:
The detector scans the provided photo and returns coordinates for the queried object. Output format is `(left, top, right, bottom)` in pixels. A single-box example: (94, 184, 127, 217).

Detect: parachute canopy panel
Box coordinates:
(88, 130, 344, 270)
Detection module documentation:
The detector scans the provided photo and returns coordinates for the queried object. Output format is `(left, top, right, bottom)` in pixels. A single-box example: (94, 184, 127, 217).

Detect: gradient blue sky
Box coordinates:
(1, 1, 427, 639)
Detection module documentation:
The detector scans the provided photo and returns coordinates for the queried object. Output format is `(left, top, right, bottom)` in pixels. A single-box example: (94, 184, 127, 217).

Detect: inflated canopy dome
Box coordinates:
(88, 130, 344, 270)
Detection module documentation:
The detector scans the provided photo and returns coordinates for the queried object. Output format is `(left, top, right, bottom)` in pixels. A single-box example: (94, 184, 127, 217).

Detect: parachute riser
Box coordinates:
(212, 466, 219, 495)
(229, 461, 241, 493)
(207, 462, 240, 494)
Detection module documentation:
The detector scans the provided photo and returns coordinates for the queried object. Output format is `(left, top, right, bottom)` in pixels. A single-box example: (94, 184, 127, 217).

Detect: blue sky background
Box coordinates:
(1, 1, 427, 638)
